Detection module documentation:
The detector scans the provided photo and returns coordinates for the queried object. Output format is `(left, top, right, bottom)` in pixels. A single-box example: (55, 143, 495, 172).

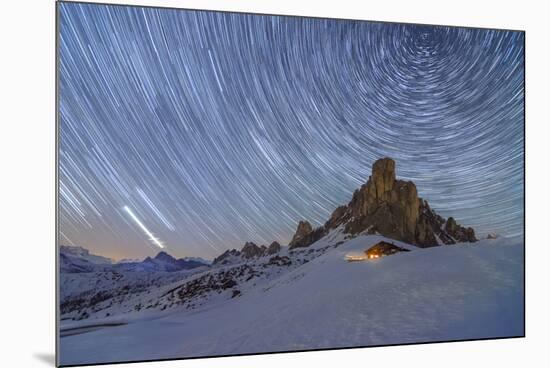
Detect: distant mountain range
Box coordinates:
(124, 252, 210, 272)
(60, 246, 210, 274)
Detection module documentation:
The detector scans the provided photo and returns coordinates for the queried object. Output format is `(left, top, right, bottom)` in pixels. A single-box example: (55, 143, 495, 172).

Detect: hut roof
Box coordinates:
(365, 241, 408, 256)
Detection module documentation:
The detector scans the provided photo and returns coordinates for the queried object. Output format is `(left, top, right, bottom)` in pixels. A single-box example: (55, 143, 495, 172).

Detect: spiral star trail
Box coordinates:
(58, 2, 524, 260)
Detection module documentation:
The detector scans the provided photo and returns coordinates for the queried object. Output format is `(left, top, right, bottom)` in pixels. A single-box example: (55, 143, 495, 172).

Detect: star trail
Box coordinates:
(58, 2, 524, 260)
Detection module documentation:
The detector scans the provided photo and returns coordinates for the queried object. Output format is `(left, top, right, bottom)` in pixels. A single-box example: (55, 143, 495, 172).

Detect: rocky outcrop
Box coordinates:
(266, 241, 281, 255)
(326, 157, 420, 245)
(241, 242, 267, 259)
(301, 157, 476, 248)
(213, 242, 270, 265)
(289, 221, 326, 249)
(325, 205, 348, 229)
(445, 217, 476, 243)
(416, 200, 446, 246)
(212, 249, 241, 265)
(289, 221, 313, 245)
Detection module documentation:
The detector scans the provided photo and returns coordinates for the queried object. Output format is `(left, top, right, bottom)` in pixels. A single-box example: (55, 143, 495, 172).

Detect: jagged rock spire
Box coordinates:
(297, 157, 477, 248)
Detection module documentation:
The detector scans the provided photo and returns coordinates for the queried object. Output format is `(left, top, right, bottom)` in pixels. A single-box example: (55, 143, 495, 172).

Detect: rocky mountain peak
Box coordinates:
(267, 241, 281, 255)
(154, 251, 176, 263)
(241, 242, 264, 259)
(212, 242, 269, 265)
(288, 221, 312, 248)
(298, 157, 476, 248)
(289, 220, 327, 249)
(293, 221, 313, 239)
(212, 249, 241, 265)
(339, 158, 420, 244)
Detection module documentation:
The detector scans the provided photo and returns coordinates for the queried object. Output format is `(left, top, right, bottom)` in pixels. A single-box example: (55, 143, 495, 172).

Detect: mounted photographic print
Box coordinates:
(56, 1, 525, 366)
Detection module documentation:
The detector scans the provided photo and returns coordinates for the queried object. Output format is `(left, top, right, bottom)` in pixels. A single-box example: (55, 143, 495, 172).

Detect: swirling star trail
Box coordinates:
(58, 3, 524, 260)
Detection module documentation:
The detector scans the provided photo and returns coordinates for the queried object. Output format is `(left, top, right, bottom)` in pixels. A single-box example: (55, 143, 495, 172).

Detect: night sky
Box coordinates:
(58, 2, 524, 260)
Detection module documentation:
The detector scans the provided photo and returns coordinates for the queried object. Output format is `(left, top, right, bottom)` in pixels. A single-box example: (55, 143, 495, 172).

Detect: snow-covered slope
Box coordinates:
(59, 268, 208, 322)
(59, 232, 523, 366)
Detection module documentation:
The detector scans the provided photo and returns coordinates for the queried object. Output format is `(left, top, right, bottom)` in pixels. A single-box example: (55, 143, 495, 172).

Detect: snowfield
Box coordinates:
(59, 234, 524, 366)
